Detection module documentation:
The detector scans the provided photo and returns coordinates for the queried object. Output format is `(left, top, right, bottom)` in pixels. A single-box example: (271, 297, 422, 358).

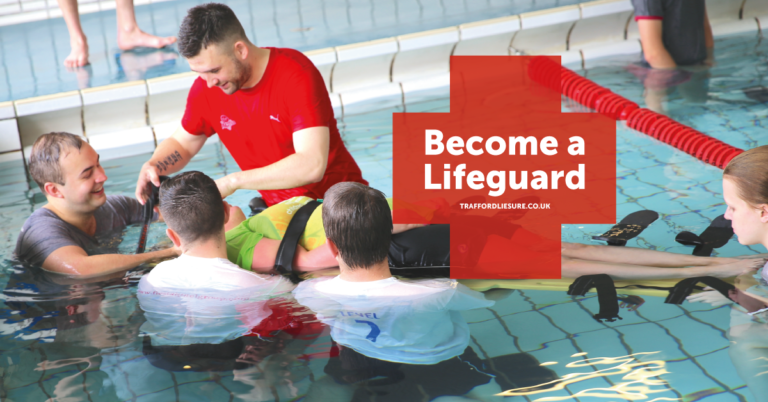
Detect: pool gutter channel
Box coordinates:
(0, 0, 761, 171)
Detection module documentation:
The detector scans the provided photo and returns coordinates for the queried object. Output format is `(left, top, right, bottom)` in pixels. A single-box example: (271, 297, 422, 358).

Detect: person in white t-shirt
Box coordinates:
(294, 182, 504, 402)
(139, 171, 294, 324)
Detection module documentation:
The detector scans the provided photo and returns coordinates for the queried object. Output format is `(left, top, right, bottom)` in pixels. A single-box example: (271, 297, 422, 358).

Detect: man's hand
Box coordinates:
(136, 162, 162, 205)
(135, 126, 207, 204)
(216, 175, 237, 199)
(213, 127, 331, 196)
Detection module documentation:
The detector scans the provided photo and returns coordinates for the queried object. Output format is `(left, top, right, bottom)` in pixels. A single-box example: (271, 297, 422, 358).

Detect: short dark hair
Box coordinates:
(322, 182, 392, 269)
(28, 132, 85, 190)
(159, 171, 225, 244)
(178, 3, 248, 58)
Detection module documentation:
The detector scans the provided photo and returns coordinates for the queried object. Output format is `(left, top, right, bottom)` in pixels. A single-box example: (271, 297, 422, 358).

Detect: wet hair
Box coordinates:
(159, 171, 225, 245)
(178, 3, 248, 58)
(723, 146, 768, 207)
(28, 132, 84, 190)
(322, 182, 392, 269)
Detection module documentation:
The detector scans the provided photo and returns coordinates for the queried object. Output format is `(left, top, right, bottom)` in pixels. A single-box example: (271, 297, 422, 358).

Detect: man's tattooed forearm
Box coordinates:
(155, 151, 183, 173)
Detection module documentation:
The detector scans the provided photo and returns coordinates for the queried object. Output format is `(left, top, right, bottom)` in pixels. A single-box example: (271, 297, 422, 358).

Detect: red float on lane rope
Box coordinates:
(527, 56, 743, 169)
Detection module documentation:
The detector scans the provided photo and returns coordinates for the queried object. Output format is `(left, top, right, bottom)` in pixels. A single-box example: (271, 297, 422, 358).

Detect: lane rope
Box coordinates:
(528, 56, 743, 169)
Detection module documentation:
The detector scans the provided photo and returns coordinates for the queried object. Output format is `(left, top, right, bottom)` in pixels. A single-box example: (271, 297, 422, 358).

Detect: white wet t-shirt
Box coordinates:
(138, 254, 295, 345)
(142, 254, 295, 290)
(293, 276, 494, 364)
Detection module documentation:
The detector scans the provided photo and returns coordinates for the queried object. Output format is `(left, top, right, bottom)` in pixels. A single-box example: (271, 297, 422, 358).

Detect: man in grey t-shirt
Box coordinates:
(632, 0, 714, 68)
(630, 0, 714, 112)
(15, 132, 179, 275)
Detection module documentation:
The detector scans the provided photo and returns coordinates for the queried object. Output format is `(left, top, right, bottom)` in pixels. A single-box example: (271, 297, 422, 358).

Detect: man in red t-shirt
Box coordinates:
(135, 3, 367, 208)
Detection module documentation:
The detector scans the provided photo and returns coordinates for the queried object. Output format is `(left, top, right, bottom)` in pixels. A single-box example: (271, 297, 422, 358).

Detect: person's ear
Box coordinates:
(759, 204, 768, 223)
(234, 41, 249, 61)
(166, 228, 182, 248)
(44, 182, 64, 199)
(326, 238, 339, 259)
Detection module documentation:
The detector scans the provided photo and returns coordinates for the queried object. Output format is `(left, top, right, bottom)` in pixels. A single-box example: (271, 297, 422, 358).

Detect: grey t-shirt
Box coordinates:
(632, 0, 707, 66)
(14, 195, 150, 267)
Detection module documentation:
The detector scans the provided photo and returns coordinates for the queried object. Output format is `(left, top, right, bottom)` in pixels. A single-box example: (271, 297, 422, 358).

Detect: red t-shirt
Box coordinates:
(182, 47, 367, 206)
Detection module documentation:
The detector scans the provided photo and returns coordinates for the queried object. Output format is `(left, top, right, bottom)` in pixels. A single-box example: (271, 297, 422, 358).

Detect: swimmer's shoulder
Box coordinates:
(17, 207, 81, 245)
(21, 207, 62, 228)
(141, 259, 178, 288)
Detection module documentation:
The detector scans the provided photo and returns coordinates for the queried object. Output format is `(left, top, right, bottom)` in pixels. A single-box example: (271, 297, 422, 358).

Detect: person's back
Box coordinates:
(294, 275, 492, 364)
(294, 182, 502, 402)
(140, 171, 293, 299)
(293, 182, 493, 363)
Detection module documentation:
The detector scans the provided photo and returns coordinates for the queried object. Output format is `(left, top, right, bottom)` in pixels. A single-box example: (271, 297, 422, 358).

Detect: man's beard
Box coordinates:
(226, 58, 252, 94)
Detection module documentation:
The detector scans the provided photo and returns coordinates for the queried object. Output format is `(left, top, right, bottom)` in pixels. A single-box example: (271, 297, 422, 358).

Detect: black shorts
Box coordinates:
(387, 219, 520, 276)
(324, 345, 494, 401)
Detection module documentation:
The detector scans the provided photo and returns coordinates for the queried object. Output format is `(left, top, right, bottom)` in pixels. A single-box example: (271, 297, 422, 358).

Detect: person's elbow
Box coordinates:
(307, 166, 325, 184)
(305, 155, 327, 184)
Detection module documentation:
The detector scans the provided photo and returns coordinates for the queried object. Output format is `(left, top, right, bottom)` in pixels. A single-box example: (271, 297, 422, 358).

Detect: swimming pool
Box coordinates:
(0, 0, 590, 102)
(1, 24, 767, 402)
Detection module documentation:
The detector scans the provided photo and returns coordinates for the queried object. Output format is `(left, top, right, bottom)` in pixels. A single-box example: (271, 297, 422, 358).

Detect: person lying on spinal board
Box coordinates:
(220, 180, 761, 280)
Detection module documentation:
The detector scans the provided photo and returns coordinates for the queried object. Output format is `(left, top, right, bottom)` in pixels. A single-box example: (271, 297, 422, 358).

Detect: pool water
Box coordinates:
(0, 0, 589, 102)
(1, 31, 768, 401)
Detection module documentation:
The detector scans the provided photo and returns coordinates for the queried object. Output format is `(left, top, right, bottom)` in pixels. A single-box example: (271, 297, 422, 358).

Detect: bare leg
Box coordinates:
(57, 0, 89, 67)
(736, 253, 768, 259)
(116, 0, 176, 50)
(562, 242, 740, 267)
(562, 255, 763, 280)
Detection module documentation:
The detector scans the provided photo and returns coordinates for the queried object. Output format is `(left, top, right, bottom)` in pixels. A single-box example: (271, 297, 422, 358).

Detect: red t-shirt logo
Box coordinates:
(220, 115, 236, 131)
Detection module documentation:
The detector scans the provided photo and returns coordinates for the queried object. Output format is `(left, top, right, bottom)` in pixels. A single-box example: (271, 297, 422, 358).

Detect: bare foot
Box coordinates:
(118, 28, 176, 51)
(706, 258, 765, 278)
(64, 36, 89, 68)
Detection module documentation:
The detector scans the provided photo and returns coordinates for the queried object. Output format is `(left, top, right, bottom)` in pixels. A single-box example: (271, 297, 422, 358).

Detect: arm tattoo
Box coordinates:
(155, 150, 183, 173)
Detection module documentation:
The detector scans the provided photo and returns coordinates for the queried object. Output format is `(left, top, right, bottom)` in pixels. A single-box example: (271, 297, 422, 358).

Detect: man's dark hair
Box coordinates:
(322, 182, 392, 269)
(159, 171, 225, 244)
(178, 3, 248, 58)
(28, 132, 84, 190)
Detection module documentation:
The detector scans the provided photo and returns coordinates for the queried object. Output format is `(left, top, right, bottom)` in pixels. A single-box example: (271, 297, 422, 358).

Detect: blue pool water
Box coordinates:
(0, 0, 588, 102)
(1, 31, 768, 401)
